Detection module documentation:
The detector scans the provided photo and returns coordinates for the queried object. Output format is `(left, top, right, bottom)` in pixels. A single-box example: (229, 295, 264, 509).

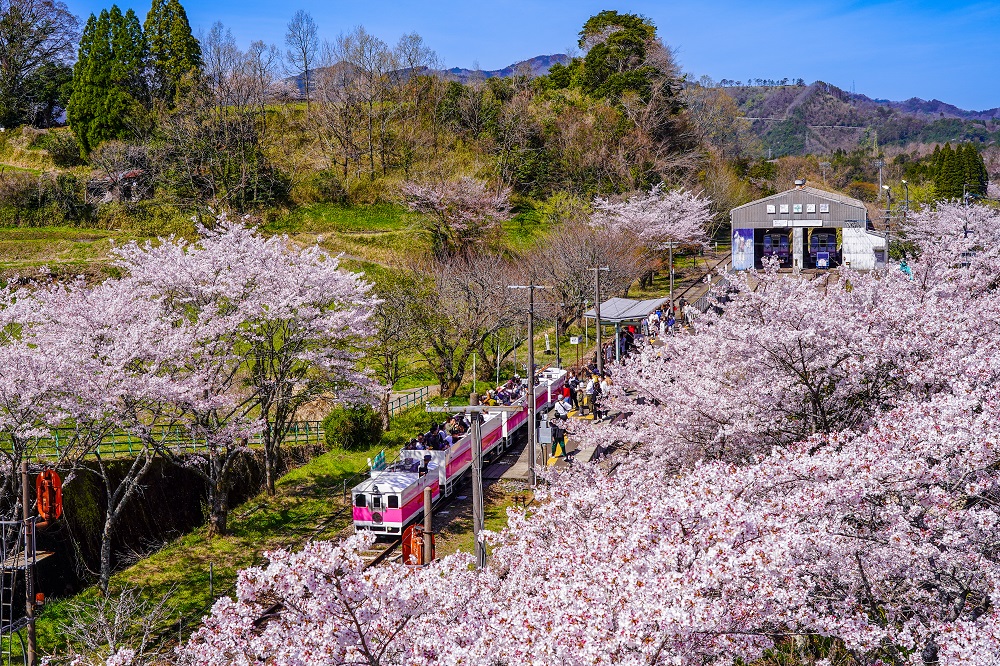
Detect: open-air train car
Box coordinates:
(352, 368, 567, 535)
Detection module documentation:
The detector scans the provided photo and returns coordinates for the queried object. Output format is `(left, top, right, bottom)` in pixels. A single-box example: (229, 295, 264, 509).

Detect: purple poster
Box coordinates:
(732, 228, 754, 270)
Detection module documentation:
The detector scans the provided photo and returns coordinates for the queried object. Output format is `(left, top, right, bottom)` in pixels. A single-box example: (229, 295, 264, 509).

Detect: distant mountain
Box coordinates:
(443, 54, 571, 82)
(284, 54, 570, 94)
(718, 81, 1000, 156)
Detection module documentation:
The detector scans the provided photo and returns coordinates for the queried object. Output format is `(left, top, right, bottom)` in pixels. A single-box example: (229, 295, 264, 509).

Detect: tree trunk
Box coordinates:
(379, 389, 391, 432)
(264, 448, 277, 496)
(442, 376, 462, 398)
(99, 519, 114, 595)
(207, 487, 229, 537)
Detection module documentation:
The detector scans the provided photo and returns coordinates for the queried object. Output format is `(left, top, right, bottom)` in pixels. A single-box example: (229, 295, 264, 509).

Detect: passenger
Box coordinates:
(418, 454, 431, 477)
(415, 434, 427, 450)
(583, 375, 595, 416)
(553, 395, 571, 420)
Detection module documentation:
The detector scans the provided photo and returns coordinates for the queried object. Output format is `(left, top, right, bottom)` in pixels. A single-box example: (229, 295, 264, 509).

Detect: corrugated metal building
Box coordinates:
(730, 180, 886, 270)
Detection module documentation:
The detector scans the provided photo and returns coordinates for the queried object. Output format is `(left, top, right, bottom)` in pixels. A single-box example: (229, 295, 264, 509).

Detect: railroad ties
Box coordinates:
(359, 537, 403, 569)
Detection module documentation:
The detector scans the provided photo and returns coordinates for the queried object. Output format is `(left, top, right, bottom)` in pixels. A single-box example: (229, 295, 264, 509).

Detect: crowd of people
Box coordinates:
(403, 414, 471, 451)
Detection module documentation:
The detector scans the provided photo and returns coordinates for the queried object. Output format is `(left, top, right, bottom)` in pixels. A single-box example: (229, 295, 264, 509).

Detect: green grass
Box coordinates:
(34, 439, 388, 657)
(32, 402, 453, 657)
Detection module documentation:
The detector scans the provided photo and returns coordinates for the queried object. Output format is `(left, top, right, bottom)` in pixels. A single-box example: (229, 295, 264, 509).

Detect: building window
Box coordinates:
(793, 203, 803, 213)
(806, 203, 816, 213)
(766, 204, 776, 214)
(819, 204, 830, 213)
(779, 204, 789, 213)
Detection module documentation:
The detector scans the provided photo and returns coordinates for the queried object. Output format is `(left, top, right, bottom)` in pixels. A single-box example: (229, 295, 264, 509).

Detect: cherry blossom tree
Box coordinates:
(112, 218, 379, 497)
(15, 278, 203, 594)
(590, 184, 712, 248)
(151, 204, 1000, 664)
(401, 177, 512, 258)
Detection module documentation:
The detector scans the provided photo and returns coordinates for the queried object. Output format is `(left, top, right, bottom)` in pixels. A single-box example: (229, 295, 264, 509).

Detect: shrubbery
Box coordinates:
(322, 404, 383, 450)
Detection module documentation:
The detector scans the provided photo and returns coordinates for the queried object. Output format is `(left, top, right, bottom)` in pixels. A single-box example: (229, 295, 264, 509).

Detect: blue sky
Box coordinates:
(64, 0, 1000, 110)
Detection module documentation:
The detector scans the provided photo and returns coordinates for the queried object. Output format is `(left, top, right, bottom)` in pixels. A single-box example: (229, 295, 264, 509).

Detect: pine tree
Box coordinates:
(933, 143, 965, 201)
(960, 143, 988, 198)
(145, 0, 201, 104)
(67, 6, 148, 155)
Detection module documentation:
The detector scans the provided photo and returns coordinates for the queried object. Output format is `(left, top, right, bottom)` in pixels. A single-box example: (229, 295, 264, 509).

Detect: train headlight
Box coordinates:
(372, 512, 383, 525)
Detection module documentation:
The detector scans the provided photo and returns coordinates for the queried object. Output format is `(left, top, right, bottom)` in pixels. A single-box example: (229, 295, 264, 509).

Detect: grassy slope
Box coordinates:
(35, 405, 439, 656)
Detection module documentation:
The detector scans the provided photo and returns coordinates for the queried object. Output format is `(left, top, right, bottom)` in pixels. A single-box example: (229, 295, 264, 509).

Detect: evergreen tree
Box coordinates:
(960, 143, 988, 198)
(933, 143, 964, 201)
(577, 11, 661, 100)
(67, 6, 148, 154)
(145, 0, 201, 104)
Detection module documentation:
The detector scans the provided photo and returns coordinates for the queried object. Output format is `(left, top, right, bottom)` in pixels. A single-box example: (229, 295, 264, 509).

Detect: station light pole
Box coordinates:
(507, 284, 551, 486)
(590, 267, 609, 376)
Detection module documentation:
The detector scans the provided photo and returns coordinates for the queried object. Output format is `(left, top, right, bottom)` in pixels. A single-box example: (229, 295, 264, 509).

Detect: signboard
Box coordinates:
(569, 336, 580, 345)
(369, 450, 386, 471)
(817, 251, 830, 268)
(732, 228, 754, 270)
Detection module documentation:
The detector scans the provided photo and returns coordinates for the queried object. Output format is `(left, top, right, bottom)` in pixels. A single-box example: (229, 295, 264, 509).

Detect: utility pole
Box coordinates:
(591, 267, 609, 376)
(508, 284, 551, 486)
(21, 461, 36, 666)
(427, 402, 523, 568)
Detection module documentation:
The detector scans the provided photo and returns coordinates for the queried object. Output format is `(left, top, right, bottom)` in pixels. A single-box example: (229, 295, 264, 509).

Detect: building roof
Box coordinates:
(583, 297, 670, 323)
(730, 185, 865, 212)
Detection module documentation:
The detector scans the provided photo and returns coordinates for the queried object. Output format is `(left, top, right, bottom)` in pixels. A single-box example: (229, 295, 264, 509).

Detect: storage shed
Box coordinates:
(730, 180, 886, 270)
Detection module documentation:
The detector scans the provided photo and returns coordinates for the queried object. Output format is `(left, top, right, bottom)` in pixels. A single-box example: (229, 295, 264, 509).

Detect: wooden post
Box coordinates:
(21, 461, 36, 666)
(422, 486, 432, 565)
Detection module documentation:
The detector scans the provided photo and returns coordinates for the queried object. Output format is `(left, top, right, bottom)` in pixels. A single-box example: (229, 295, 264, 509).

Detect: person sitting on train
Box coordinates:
(425, 423, 439, 446)
(414, 434, 427, 450)
(418, 454, 432, 477)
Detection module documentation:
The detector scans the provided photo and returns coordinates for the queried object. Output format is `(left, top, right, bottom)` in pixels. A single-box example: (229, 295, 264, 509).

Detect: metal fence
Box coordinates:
(0, 421, 325, 461)
(388, 386, 437, 417)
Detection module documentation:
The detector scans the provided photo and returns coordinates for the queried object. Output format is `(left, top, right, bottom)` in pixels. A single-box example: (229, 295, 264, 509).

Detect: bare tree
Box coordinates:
(285, 9, 319, 110)
(368, 272, 422, 429)
(0, 0, 78, 127)
(405, 254, 516, 397)
(57, 587, 174, 666)
(157, 23, 284, 210)
(531, 223, 648, 329)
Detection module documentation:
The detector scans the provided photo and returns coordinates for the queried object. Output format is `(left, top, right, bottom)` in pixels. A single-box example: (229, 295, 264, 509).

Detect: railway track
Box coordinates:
(360, 537, 403, 568)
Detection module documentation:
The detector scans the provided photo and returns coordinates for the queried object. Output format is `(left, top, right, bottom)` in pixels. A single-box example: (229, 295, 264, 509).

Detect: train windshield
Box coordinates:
(763, 236, 773, 253)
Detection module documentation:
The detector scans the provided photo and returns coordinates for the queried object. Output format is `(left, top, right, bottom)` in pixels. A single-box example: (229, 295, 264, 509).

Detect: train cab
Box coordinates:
(761, 232, 791, 266)
(352, 458, 440, 535)
(808, 230, 839, 268)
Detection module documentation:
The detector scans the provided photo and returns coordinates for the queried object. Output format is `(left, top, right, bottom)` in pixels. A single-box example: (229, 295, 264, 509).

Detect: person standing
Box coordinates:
(584, 374, 595, 417)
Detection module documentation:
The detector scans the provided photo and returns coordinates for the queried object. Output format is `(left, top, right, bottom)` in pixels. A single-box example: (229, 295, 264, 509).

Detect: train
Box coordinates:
(761, 232, 791, 266)
(808, 230, 839, 268)
(352, 368, 568, 535)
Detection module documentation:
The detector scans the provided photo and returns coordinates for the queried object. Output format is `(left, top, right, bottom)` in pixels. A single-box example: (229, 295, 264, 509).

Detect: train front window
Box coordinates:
(763, 237, 773, 253)
(372, 494, 382, 509)
(354, 494, 366, 507)
(388, 495, 399, 509)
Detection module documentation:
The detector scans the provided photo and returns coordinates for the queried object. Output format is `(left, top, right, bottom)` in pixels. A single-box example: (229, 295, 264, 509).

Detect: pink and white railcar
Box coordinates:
(352, 458, 440, 535)
(401, 368, 567, 496)
(352, 368, 566, 533)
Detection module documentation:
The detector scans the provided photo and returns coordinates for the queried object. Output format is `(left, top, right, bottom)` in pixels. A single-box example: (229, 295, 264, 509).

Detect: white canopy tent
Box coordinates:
(583, 296, 671, 362)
